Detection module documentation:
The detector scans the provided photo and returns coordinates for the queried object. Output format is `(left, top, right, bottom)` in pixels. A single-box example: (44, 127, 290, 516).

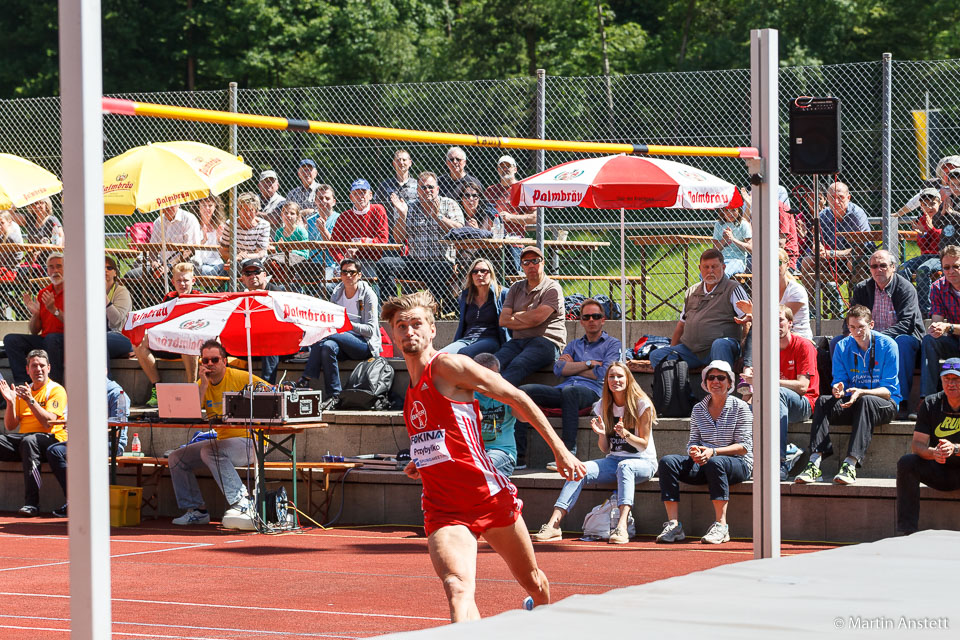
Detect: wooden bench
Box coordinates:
(115, 456, 360, 522)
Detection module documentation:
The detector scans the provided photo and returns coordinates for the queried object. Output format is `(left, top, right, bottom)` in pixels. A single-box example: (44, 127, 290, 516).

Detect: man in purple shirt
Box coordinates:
(513, 299, 622, 469)
(920, 245, 960, 398)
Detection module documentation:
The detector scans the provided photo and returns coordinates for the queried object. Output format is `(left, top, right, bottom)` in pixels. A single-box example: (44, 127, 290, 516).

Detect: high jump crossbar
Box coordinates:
(102, 97, 759, 159)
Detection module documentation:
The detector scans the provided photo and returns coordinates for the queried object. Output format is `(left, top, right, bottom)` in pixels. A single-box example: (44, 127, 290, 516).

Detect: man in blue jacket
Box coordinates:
(796, 305, 900, 485)
(834, 249, 923, 420)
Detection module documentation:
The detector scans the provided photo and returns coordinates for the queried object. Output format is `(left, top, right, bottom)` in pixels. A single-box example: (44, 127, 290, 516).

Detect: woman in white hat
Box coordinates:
(655, 360, 753, 545)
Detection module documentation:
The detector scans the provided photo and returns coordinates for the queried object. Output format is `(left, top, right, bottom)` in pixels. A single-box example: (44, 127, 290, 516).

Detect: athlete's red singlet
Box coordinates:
(405, 353, 518, 517)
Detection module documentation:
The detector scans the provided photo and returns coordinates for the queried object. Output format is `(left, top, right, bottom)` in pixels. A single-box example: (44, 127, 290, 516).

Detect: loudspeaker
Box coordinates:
(789, 97, 841, 175)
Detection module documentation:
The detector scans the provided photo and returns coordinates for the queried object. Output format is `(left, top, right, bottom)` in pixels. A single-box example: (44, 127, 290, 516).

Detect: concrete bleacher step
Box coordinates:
(337, 469, 960, 543)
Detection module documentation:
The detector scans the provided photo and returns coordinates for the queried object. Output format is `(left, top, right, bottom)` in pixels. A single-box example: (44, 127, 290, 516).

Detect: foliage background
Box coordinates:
(2, 0, 959, 98)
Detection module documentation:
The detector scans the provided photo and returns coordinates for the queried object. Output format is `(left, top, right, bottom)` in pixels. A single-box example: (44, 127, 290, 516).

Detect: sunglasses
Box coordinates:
(242, 269, 263, 276)
(419, 184, 438, 191)
(446, 157, 465, 163)
(705, 374, 729, 382)
(105, 265, 116, 271)
(869, 263, 890, 269)
(520, 257, 543, 266)
(341, 269, 359, 276)
(201, 356, 221, 365)
(471, 268, 490, 275)
(581, 313, 604, 321)
(944, 265, 960, 272)
(462, 193, 480, 199)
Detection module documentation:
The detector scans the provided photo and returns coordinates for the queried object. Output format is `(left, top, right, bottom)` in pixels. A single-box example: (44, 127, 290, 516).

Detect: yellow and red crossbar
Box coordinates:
(102, 97, 759, 159)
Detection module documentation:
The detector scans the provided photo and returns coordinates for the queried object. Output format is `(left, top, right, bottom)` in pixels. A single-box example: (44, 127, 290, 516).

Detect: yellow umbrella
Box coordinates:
(0, 153, 64, 209)
(102, 140, 252, 215)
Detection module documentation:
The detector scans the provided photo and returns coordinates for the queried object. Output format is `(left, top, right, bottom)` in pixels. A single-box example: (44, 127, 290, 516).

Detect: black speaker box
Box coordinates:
(789, 97, 841, 175)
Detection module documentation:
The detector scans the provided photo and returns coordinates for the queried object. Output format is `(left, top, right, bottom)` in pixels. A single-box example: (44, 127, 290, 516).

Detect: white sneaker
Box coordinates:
(172, 509, 210, 526)
(701, 521, 730, 544)
(222, 500, 256, 531)
(656, 520, 685, 543)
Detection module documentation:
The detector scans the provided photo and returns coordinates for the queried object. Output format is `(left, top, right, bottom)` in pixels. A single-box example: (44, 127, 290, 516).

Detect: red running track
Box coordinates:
(0, 515, 836, 639)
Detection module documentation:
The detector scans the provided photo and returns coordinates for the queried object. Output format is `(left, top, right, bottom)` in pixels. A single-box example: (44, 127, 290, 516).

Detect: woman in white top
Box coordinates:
(195, 194, 224, 275)
(532, 362, 657, 545)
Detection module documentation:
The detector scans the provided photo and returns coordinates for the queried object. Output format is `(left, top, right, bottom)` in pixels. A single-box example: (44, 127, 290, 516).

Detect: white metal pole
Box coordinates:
(750, 28, 781, 559)
(59, 0, 112, 637)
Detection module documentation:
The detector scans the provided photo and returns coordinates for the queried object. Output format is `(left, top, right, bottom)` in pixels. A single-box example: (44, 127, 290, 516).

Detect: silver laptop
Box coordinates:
(156, 383, 205, 422)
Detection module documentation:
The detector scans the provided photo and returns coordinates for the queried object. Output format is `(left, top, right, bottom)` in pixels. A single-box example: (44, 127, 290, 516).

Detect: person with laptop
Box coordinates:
(168, 339, 266, 530)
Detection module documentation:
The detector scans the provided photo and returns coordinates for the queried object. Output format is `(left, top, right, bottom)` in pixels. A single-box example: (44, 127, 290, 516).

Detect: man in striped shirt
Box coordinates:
(218, 192, 270, 275)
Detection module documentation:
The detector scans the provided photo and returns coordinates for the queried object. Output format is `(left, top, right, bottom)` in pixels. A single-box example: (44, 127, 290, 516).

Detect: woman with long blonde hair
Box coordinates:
(440, 256, 509, 357)
(532, 361, 657, 545)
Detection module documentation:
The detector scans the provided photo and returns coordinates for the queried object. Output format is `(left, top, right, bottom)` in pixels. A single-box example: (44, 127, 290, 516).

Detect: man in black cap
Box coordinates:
(494, 246, 566, 387)
(896, 357, 960, 535)
(238, 257, 285, 383)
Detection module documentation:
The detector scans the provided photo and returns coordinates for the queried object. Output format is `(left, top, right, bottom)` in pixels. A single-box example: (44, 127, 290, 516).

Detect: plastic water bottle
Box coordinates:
(492, 214, 504, 240)
(130, 433, 142, 457)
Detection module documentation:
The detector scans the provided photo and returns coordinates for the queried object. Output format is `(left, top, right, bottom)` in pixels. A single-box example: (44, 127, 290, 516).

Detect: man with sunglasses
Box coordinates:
(920, 245, 960, 398)
(494, 246, 566, 388)
(437, 146, 478, 200)
(896, 357, 960, 536)
(5, 252, 66, 386)
(514, 298, 621, 470)
(796, 305, 900, 485)
(238, 257, 285, 383)
(834, 249, 923, 421)
(377, 171, 464, 311)
(168, 339, 265, 529)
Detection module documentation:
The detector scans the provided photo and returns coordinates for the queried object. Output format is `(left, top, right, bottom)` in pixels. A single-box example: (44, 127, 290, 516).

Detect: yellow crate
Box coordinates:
(109, 485, 142, 527)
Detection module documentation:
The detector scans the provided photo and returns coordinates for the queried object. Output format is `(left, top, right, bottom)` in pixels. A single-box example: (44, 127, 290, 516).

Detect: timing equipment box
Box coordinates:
(221, 390, 324, 423)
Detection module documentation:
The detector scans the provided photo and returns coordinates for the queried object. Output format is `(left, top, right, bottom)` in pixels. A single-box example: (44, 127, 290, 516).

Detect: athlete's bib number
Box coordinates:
(410, 429, 452, 469)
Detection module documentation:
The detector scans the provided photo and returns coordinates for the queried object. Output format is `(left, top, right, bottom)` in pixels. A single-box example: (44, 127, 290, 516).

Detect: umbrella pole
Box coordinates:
(620, 207, 627, 362)
(160, 213, 170, 295)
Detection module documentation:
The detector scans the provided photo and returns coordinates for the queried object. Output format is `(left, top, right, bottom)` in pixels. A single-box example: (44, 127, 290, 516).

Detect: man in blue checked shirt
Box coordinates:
(796, 305, 900, 485)
(920, 245, 960, 398)
(514, 299, 622, 470)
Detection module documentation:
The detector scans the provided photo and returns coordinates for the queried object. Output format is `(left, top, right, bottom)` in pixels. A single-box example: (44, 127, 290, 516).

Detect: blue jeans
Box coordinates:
(304, 332, 373, 397)
(169, 437, 255, 509)
(899, 255, 939, 316)
(439, 336, 501, 358)
(658, 453, 752, 502)
(780, 388, 812, 459)
(516, 383, 598, 456)
(829, 333, 919, 406)
(921, 333, 960, 396)
(494, 337, 560, 387)
(648, 337, 741, 371)
(486, 448, 515, 477)
(554, 455, 657, 512)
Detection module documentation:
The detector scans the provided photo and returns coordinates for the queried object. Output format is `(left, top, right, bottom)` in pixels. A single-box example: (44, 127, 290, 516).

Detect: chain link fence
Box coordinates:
(1, 57, 959, 326)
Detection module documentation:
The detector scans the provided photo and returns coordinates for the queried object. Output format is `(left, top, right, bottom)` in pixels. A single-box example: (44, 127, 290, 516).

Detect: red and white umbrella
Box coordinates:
(511, 155, 743, 210)
(123, 290, 351, 366)
(510, 154, 743, 359)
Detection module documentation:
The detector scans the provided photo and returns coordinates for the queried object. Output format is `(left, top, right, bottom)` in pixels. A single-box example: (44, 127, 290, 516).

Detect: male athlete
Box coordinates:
(383, 290, 585, 622)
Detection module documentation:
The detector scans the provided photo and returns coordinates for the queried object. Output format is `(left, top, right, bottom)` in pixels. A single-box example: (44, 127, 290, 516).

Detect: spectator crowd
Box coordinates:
(1, 149, 959, 541)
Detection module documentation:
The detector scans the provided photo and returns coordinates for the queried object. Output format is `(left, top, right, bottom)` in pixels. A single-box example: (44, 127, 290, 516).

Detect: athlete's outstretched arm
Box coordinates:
(433, 354, 587, 481)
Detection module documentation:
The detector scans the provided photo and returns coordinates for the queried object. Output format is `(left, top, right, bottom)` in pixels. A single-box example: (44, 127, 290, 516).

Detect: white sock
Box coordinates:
(843, 456, 858, 467)
(809, 453, 822, 467)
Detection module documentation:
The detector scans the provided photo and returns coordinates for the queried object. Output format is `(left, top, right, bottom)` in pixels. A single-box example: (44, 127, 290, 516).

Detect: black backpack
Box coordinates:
(652, 358, 694, 418)
(338, 357, 396, 411)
